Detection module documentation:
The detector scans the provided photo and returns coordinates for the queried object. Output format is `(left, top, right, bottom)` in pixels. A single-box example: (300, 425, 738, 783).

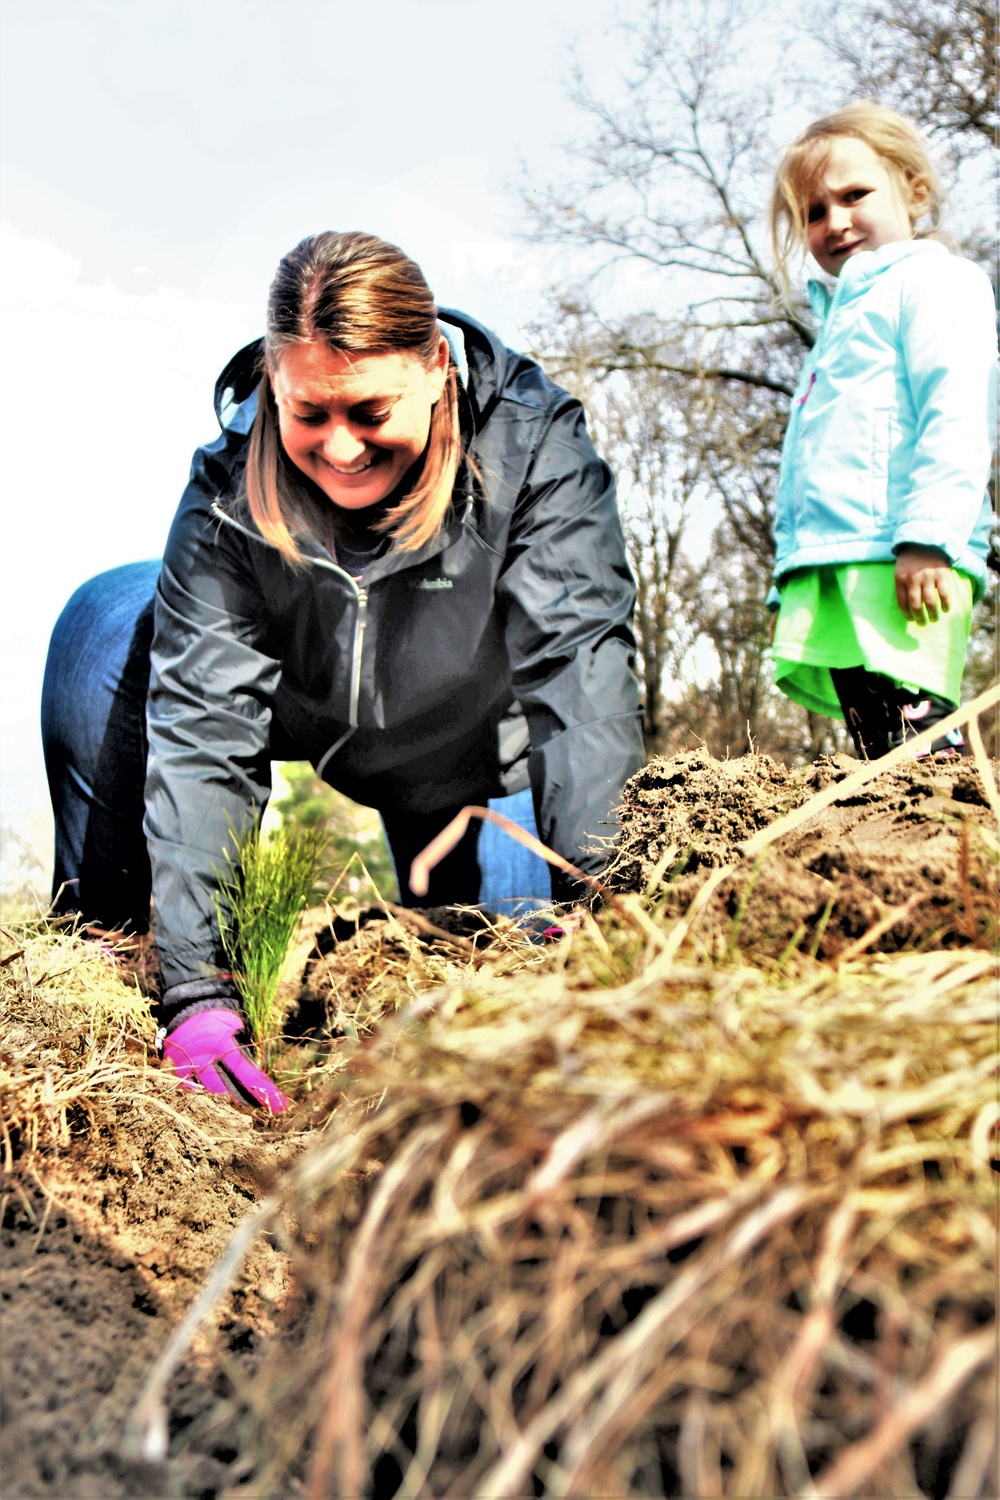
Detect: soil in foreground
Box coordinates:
(1, 747, 996, 1498)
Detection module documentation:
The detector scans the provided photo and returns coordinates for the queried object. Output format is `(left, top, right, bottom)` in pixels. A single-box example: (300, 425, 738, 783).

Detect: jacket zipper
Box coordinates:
(314, 585, 366, 779)
(349, 589, 368, 726)
(209, 501, 368, 778)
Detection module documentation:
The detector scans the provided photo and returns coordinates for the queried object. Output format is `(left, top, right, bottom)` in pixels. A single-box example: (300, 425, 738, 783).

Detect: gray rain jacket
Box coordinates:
(145, 310, 643, 989)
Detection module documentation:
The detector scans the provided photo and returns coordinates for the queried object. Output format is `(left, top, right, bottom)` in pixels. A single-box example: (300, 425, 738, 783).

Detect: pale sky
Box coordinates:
(0, 0, 826, 893)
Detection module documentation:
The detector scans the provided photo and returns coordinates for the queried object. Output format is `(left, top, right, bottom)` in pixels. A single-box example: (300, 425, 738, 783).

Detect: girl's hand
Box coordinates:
(894, 546, 953, 623)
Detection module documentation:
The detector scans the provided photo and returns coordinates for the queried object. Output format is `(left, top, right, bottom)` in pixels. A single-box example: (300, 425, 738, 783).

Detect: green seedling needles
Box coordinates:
(216, 817, 327, 1057)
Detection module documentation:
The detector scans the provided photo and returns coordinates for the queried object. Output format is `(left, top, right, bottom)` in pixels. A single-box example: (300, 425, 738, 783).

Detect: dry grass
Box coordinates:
(0, 911, 158, 1162)
(0, 910, 275, 1174)
(128, 913, 998, 1498)
(7, 694, 999, 1499)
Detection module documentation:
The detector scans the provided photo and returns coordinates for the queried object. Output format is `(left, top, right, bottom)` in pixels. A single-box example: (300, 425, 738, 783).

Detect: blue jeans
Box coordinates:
(41, 561, 551, 929)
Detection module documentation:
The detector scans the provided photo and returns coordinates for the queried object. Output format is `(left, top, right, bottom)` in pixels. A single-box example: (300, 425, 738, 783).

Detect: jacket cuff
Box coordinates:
(893, 541, 952, 562)
(156, 978, 242, 1037)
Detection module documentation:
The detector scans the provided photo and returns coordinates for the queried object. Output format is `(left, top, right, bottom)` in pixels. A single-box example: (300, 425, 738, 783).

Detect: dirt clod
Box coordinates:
(610, 749, 998, 957)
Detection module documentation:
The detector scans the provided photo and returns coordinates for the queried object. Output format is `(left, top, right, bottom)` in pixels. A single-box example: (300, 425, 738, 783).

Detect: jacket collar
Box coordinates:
(807, 238, 948, 320)
(439, 315, 469, 388)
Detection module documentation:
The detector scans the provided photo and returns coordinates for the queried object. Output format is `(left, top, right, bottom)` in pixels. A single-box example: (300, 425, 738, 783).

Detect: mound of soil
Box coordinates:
(287, 902, 501, 1036)
(3, 746, 996, 1498)
(611, 747, 996, 957)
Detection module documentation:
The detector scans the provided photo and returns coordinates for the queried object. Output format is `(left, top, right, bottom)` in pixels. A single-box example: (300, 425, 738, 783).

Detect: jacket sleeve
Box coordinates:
(144, 438, 280, 990)
(495, 395, 644, 899)
(893, 255, 998, 559)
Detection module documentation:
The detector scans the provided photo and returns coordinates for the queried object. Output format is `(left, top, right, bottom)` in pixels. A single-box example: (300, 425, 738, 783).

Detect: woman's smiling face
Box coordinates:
(272, 337, 449, 511)
(806, 136, 920, 277)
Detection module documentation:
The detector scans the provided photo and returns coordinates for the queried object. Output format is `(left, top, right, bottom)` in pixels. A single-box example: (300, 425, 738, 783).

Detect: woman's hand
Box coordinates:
(156, 981, 289, 1112)
(894, 546, 953, 623)
(160, 1010, 289, 1112)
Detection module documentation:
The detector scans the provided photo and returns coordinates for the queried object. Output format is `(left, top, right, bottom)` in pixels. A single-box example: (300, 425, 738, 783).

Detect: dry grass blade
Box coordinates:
(408, 804, 640, 923)
(305, 1121, 448, 1500)
(834, 893, 924, 964)
(803, 1324, 996, 1499)
(493, 1184, 816, 1499)
(965, 708, 1000, 826)
(124, 1190, 283, 1462)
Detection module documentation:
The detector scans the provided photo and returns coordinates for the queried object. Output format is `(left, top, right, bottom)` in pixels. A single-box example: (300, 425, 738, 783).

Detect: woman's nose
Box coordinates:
(322, 422, 367, 465)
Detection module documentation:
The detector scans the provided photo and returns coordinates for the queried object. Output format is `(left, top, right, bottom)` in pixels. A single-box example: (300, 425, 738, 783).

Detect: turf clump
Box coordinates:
(159, 926, 997, 1499)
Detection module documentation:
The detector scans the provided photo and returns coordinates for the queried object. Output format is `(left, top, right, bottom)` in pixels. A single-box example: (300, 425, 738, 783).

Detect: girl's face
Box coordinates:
(805, 136, 921, 277)
(272, 337, 449, 511)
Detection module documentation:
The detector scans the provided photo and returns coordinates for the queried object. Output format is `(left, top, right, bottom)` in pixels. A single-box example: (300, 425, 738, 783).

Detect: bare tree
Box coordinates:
(610, 381, 696, 751)
(813, 0, 998, 155)
(527, 0, 811, 380)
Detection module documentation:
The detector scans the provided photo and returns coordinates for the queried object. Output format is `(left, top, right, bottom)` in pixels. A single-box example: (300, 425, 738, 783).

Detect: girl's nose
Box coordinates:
(827, 204, 852, 233)
(323, 423, 367, 466)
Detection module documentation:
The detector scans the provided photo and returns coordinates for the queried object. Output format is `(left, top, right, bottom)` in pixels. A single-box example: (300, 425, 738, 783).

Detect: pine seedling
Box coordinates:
(216, 817, 327, 1056)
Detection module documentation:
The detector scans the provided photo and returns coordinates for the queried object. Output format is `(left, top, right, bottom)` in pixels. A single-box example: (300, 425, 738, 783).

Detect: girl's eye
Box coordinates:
(845, 188, 870, 202)
(807, 203, 825, 223)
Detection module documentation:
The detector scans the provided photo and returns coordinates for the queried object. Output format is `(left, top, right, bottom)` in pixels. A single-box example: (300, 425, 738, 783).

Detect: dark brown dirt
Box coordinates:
(1, 1092, 293, 1498)
(2, 747, 997, 1498)
(610, 748, 998, 958)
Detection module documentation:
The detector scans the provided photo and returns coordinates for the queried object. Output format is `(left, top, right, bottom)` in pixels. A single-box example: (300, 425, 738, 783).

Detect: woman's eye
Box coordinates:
(295, 411, 327, 426)
(354, 408, 392, 427)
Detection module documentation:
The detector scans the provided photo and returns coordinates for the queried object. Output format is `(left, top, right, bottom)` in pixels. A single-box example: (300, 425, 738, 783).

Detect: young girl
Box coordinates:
(768, 102, 997, 759)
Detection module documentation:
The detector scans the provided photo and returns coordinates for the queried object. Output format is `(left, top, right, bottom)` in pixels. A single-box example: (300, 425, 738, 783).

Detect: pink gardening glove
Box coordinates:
(159, 1006, 289, 1113)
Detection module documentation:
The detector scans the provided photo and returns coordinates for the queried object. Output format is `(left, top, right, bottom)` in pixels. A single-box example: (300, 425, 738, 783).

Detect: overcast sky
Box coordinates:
(0, 0, 816, 892)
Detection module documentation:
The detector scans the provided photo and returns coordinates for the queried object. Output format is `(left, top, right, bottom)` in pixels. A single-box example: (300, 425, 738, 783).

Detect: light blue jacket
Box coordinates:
(772, 239, 997, 602)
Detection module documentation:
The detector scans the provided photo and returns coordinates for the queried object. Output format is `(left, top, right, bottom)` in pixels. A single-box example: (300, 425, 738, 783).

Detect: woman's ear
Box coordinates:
(428, 334, 450, 402)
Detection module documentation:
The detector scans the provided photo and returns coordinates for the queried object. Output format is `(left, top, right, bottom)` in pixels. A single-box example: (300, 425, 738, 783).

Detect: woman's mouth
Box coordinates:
(325, 455, 377, 476)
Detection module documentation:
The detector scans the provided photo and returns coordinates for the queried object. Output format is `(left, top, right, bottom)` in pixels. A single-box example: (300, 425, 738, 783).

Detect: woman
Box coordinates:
(42, 231, 644, 1110)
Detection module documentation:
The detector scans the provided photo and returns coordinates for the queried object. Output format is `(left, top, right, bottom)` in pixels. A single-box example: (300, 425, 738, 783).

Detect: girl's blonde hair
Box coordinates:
(770, 102, 946, 291)
(245, 231, 464, 566)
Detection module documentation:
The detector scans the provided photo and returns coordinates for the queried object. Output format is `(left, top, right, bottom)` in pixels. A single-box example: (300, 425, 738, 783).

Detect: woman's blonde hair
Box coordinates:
(245, 231, 463, 565)
(770, 102, 946, 291)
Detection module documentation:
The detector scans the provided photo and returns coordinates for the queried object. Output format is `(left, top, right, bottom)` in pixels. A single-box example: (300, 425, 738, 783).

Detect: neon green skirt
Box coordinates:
(771, 563, 974, 719)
